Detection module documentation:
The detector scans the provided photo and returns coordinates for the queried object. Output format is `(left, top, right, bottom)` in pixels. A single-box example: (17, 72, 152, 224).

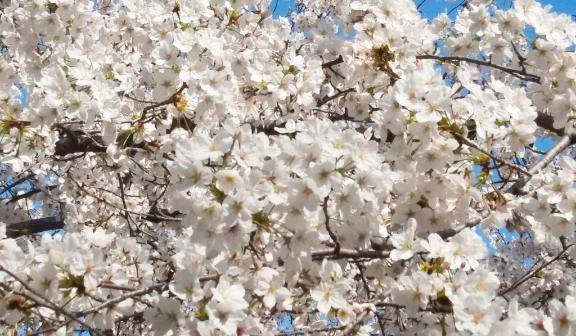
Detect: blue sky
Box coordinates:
(418, 0, 575, 18)
(271, 0, 575, 19)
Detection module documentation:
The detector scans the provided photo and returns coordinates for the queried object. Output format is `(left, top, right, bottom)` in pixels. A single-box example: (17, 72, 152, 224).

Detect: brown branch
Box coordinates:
(435, 217, 482, 240)
(0, 264, 103, 335)
(76, 283, 166, 318)
(450, 119, 576, 239)
(69, 176, 182, 222)
(5, 203, 181, 239)
(80, 274, 220, 318)
(51, 85, 189, 156)
(311, 248, 389, 261)
(6, 185, 57, 203)
(117, 173, 135, 235)
(316, 88, 356, 107)
(375, 301, 453, 314)
(277, 325, 345, 335)
(0, 173, 34, 196)
(452, 133, 531, 177)
(321, 55, 344, 69)
(322, 195, 340, 254)
(499, 244, 574, 297)
(54, 128, 107, 155)
(417, 54, 540, 83)
(448, 0, 467, 15)
(135, 83, 188, 124)
(5, 216, 64, 238)
(343, 309, 370, 335)
(416, 0, 428, 10)
(535, 113, 565, 136)
(26, 319, 71, 336)
(354, 260, 373, 300)
(508, 122, 576, 195)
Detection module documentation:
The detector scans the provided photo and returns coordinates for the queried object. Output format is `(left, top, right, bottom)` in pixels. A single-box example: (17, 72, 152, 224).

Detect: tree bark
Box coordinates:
(5, 216, 64, 238)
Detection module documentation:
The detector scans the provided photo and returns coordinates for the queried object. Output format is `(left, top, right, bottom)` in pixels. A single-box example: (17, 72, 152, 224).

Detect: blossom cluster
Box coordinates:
(0, 0, 576, 335)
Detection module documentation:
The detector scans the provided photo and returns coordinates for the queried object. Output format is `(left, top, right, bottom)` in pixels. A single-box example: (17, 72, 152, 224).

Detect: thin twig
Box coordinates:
(311, 248, 389, 261)
(343, 309, 369, 335)
(81, 273, 220, 317)
(508, 132, 574, 195)
(452, 133, 531, 176)
(499, 244, 574, 297)
(416, 0, 428, 10)
(135, 83, 188, 124)
(0, 264, 102, 335)
(323, 195, 341, 254)
(317, 88, 356, 107)
(321, 55, 344, 69)
(417, 55, 540, 83)
(77, 283, 166, 317)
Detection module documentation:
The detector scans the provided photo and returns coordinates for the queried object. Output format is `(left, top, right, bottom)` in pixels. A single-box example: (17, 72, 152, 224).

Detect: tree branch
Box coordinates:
(342, 309, 369, 335)
(323, 195, 340, 254)
(54, 128, 107, 155)
(136, 83, 188, 123)
(76, 283, 166, 318)
(0, 264, 102, 335)
(499, 244, 574, 297)
(436, 217, 482, 240)
(81, 274, 219, 318)
(316, 88, 356, 107)
(417, 54, 540, 83)
(535, 113, 565, 136)
(0, 173, 34, 196)
(311, 248, 389, 261)
(321, 55, 344, 69)
(5, 216, 64, 238)
(452, 133, 531, 177)
(508, 122, 576, 195)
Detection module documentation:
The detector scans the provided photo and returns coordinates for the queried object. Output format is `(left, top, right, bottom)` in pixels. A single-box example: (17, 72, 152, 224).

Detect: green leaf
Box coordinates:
(210, 183, 226, 203)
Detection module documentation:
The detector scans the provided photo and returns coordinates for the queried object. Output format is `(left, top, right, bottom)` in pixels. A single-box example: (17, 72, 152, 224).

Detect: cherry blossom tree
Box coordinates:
(1, 0, 576, 335)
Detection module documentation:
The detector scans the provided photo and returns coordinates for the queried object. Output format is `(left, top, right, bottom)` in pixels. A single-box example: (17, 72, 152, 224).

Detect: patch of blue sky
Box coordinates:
(269, 0, 355, 38)
(16, 85, 29, 107)
(323, 313, 340, 327)
(537, 0, 576, 15)
(270, 0, 294, 18)
(521, 256, 535, 266)
(276, 312, 295, 333)
(418, 0, 574, 20)
(0, 175, 33, 200)
(476, 225, 498, 253)
(534, 136, 556, 153)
